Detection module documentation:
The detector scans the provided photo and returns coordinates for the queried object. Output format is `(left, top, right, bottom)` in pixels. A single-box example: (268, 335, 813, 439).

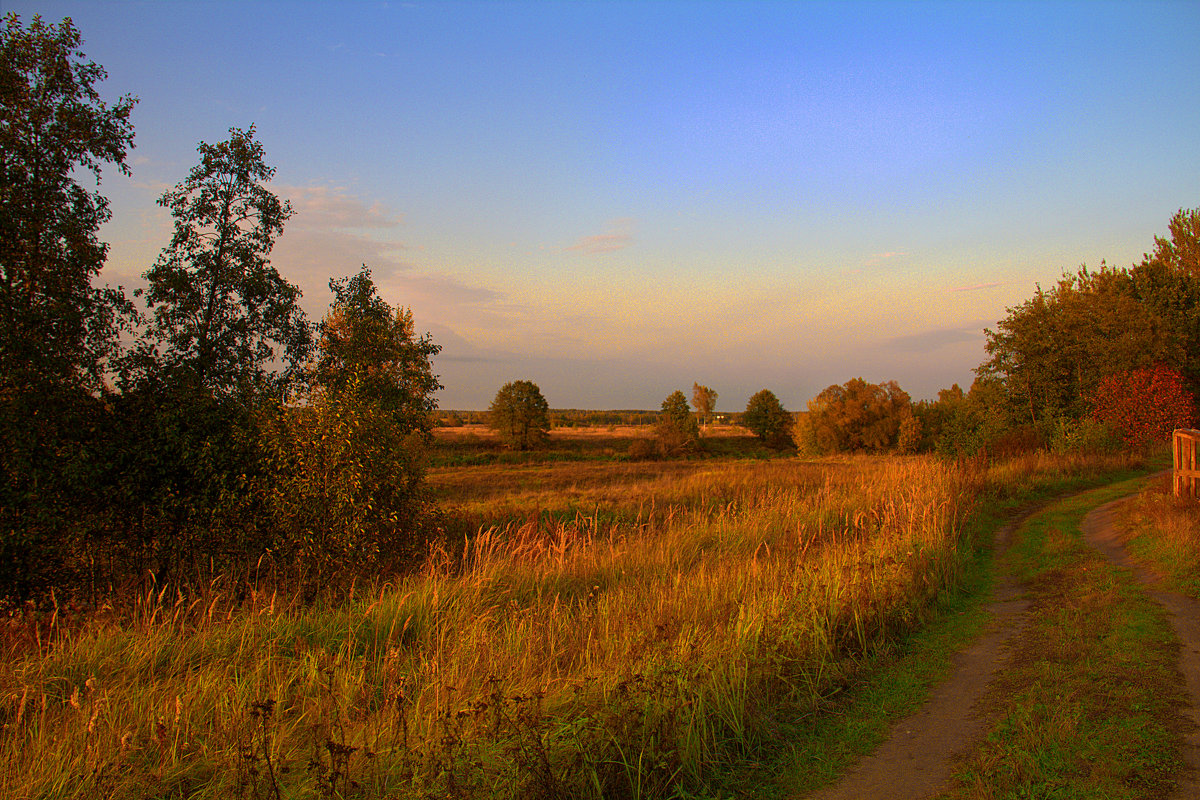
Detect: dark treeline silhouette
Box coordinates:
(0, 15, 441, 600)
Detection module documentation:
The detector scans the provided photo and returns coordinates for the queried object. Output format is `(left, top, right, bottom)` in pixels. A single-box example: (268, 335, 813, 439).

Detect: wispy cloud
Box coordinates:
(282, 185, 402, 229)
(377, 272, 503, 307)
(269, 184, 516, 336)
(566, 218, 635, 254)
(950, 281, 1004, 292)
(864, 251, 906, 266)
(884, 326, 984, 352)
(129, 178, 174, 193)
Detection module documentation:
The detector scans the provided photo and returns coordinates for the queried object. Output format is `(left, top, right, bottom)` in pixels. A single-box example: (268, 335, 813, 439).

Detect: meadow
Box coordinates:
(0, 425, 1147, 799)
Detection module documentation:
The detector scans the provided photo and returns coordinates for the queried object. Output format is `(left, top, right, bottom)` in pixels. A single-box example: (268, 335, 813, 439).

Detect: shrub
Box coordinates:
(259, 381, 433, 581)
(489, 380, 550, 450)
(627, 437, 656, 460)
(1091, 365, 1197, 450)
(1050, 416, 1123, 455)
(742, 389, 795, 449)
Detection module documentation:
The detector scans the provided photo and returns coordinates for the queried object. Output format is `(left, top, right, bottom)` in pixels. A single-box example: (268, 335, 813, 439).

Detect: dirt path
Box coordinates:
(803, 514, 1034, 800)
(802, 490, 1200, 800)
(1082, 499, 1200, 799)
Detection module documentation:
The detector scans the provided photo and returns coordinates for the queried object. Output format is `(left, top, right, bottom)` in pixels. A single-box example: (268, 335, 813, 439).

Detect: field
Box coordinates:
(0, 425, 1153, 799)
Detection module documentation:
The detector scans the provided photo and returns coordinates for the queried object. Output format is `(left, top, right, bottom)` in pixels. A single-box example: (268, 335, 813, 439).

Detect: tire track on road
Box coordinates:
(1082, 499, 1200, 799)
(803, 512, 1034, 800)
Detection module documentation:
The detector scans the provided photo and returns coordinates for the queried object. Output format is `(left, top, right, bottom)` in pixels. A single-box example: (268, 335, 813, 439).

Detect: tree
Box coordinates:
(805, 378, 915, 454)
(979, 208, 1200, 429)
(1091, 365, 1197, 450)
(136, 125, 311, 398)
(742, 389, 794, 449)
(489, 380, 550, 450)
(312, 266, 442, 434)
(1130, 207, 1200, 393)
(1, 14, 137, 598)
(912, 384, 964, 452)
(0, 13, 136, 391)
(656, 389, 700, 456)
(979, 267, 1167, 426)
(692, 383, 718, 428)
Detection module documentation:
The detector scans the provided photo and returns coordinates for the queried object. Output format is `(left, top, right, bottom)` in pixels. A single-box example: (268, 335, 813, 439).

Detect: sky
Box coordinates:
(9, 0, 1200, 410)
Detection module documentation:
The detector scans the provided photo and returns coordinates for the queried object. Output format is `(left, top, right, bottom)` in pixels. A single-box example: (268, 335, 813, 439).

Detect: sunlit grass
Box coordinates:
(0, 449, 1145, 798)
(947, 479, 1186, 800)
(1118, 472, 1200, 598)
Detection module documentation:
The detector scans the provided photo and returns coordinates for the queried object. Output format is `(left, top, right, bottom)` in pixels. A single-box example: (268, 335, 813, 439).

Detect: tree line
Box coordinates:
(1, 15, 443, 599)
(487, 204, 1200, 461)
(4, 14, 1197, 601)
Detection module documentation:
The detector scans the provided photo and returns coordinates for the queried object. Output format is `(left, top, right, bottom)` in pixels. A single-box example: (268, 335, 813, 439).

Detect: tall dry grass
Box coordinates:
(1118, 471, 1200, 598)
(0, 452, 1132, 798)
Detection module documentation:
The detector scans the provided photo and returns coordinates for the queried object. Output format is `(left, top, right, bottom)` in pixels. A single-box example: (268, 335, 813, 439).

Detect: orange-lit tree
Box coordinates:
(1090, 365, 1197, 449)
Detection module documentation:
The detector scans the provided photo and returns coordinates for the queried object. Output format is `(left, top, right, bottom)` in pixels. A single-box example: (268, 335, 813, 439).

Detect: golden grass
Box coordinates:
(0, 450, 1139, 798)
(1117, 472, 1200, 597)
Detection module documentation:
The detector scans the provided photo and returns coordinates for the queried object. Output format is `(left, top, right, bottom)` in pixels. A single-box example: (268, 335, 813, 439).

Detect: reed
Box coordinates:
(0, 452, 1135, 798)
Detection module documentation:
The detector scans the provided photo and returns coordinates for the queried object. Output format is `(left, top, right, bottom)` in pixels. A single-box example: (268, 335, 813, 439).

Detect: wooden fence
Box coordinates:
(1175, 429, 1200, 499)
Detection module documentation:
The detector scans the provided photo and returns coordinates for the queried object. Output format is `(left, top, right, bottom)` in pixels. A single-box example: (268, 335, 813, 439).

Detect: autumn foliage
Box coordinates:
(1090, 365, 1197, 449)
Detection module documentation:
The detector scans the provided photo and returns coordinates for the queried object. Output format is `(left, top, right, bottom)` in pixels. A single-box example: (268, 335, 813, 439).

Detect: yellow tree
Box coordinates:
(806, 378, 916, 454)
(312, 266, 442, 434)
(692, 382, 718, 428)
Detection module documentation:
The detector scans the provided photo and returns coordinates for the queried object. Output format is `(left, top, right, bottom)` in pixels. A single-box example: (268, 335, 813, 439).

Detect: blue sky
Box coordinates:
(11, 0, 1200, 409)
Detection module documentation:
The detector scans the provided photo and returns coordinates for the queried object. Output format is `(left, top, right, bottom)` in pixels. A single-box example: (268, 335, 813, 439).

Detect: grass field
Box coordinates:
(0, 427, 1153, 799)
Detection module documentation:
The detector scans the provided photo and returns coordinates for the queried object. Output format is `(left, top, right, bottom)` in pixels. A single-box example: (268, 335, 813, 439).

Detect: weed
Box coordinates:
(0, 449, 1145, 798)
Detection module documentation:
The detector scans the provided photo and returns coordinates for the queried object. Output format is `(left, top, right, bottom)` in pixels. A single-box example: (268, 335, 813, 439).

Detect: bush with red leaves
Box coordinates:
(1091, 365, 1198, 449)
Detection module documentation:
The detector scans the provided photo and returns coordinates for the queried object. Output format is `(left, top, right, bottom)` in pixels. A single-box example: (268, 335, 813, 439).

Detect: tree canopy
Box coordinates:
(312, 266, 442, 434)
(805, 378, 915, 454)
(656, 389, 700, 456)
(0, 13, 136, 392)
(1129, 207, 1200, 392)
(137, 125, 311, 398)
(979, 266, 1167, 425)
(489, 380, 550, 450)
(742, 389, 794, 449)
(979, 207, 1200, 429)
(692, 383, 718, 427)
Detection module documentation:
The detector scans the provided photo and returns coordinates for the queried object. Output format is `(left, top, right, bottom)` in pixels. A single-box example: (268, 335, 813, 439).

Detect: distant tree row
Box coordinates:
(519, 198, 1200, 461)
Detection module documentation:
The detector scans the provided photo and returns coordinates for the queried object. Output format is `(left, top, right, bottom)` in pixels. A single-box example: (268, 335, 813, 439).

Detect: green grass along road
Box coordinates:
(944, 476, 1194, 799)
(745, 472, 1196, 800)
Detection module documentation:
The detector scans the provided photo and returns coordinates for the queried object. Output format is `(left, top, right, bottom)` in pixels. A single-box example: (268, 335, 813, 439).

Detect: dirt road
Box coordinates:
(803, 514, 1033, 800)
(1082, 500, 1200, 799)
(803, 490, 1200, 799)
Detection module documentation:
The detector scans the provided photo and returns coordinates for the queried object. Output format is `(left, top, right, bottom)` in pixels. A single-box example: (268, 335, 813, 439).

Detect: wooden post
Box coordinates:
(1175, 429, 1200, 499)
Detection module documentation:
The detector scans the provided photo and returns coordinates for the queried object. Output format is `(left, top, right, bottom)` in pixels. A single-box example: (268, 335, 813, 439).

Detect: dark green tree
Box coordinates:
(742, 389, 794, 449)
(136, 125, 311, 398)
(979, 267, 1166, 426)
(0, 13, 136, 391)
(1129, 207, 1200, 393)
(932, 377, 1018, 457)
(106, 127, 314, 586)
(312, 266, 442, 434)
(656, 389, 700, 456)
(0, 14, 136, 598)
(489, 380, 550, 450)
(978, 208, 1200, 432)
